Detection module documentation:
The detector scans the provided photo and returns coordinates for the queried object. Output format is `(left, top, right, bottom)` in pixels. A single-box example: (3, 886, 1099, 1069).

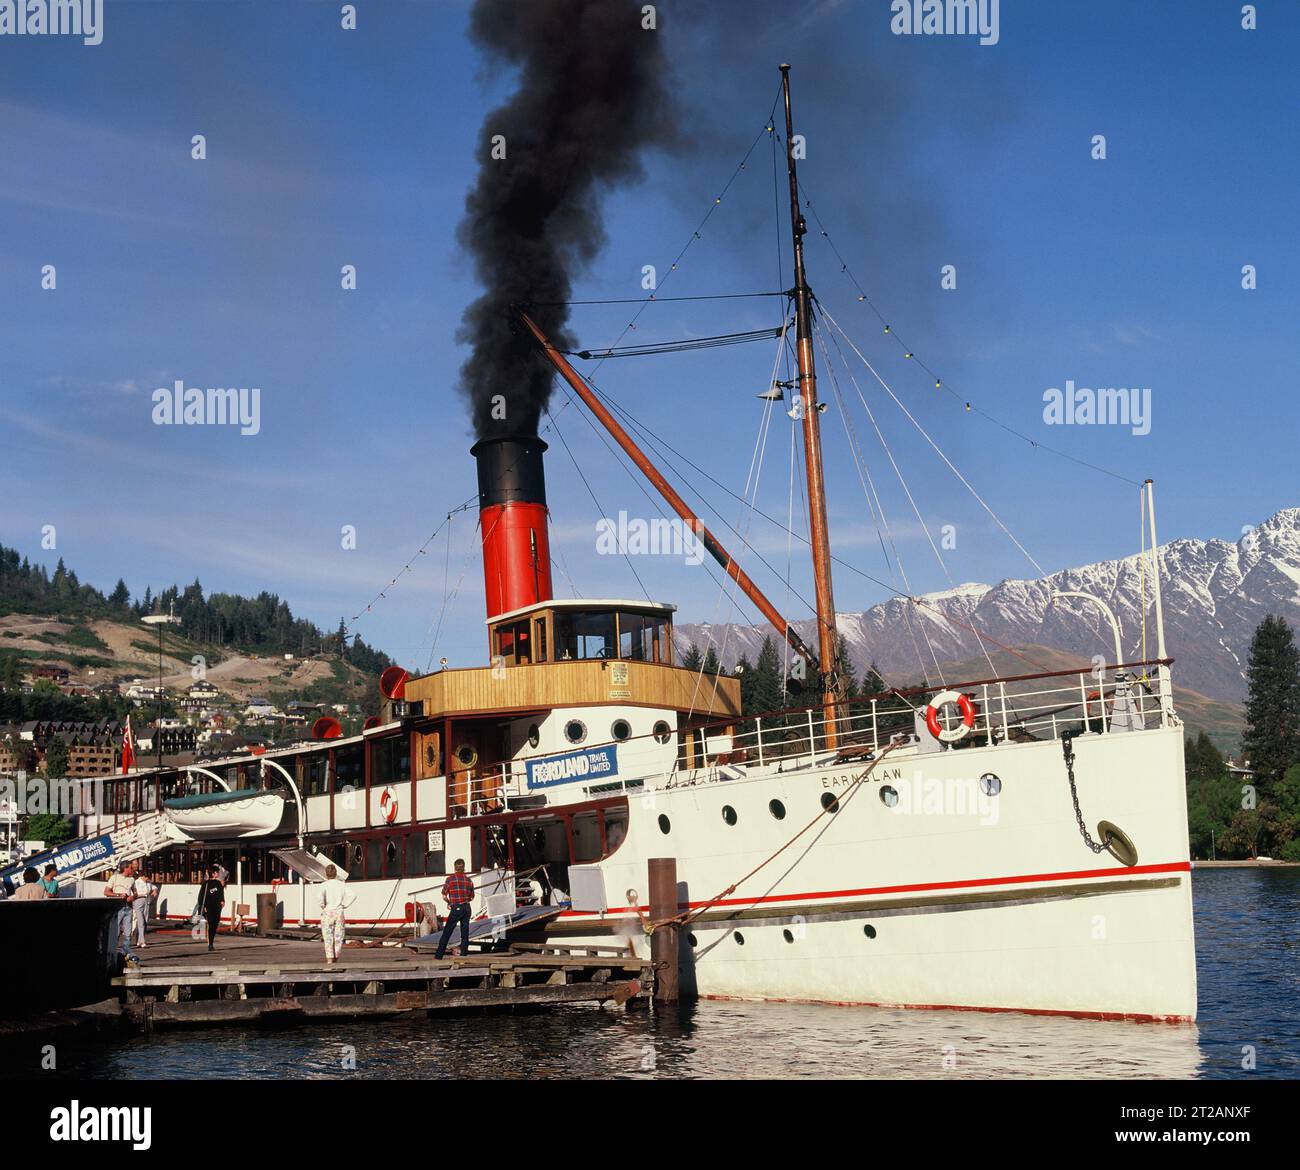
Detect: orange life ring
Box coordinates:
(925, 690, 976, 743)
(379, 786, 399, 824)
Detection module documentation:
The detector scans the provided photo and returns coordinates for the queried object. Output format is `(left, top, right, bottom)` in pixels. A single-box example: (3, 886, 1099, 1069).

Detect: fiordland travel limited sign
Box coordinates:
(525, 746, 618, 790)
(1, 834, 114, 890)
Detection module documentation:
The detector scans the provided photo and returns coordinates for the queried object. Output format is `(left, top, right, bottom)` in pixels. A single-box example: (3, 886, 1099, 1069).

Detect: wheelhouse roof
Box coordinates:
(487, 598, 676, 626)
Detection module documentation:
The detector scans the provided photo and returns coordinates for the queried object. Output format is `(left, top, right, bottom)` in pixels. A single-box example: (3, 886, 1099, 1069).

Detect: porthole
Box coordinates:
(734, 931, 745, 945)
(611, 719, 632, 742)
(652, 720, 672, 744)
(657, 814, 671, 835)
(782, 928, 795, 944)
(979, 772, 1002, 797)
(687, 932, 697, 948)
(564, 719, 587, 744)
(722, 805, 738, 825)
(821, 791, 839, 813)
(385, 840, 397, 864)
(769, 799, 786, 820)
(879, 785, 899, 808)
(352, 845, 363, 864)
(863, 924, 877, 939)
(527, 723, 540, 748)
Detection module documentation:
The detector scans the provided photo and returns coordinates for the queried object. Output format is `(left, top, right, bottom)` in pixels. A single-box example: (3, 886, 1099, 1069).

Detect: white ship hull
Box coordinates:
(555, 725, 1196, 1020)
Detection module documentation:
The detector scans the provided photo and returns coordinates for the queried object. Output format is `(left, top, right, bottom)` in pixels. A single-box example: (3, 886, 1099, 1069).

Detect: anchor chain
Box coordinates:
(1061, 732, 1115, 856)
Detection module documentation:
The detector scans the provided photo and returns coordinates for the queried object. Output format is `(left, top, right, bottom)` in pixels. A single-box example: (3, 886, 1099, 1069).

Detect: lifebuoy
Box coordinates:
(379, 786, 399, 824)
(925, 690, 976, 743)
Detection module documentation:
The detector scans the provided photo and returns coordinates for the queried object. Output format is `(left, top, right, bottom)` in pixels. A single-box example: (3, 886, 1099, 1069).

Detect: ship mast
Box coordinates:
(780, 63, 841, 746)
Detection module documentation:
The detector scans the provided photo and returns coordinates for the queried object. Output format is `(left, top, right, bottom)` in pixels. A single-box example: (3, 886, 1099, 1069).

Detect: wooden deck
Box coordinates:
(115, 930, 651, 1030)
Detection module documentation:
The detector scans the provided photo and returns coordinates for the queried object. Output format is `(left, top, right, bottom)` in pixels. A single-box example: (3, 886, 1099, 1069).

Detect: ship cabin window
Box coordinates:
(335, 743, 364, 792)
(303, 751, 329, 796)
(371, 734, 410, 786)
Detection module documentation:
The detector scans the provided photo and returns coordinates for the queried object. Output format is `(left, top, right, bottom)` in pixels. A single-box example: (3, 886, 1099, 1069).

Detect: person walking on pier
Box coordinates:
(196, 863, 226, 951)
(318, 864, 355, 965)
(434, 859, 474, 960)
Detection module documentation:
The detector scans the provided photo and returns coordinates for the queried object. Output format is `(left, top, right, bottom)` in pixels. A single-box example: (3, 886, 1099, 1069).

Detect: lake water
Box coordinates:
(38, 869, 1300, 1080)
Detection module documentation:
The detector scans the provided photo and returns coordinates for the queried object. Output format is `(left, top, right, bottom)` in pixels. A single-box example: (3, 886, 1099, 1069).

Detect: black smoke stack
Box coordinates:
(456, 0, 671, 439)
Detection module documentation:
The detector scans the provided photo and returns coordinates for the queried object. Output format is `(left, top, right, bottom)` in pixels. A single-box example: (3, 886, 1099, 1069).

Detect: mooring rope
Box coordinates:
(643, 742, 902, 935)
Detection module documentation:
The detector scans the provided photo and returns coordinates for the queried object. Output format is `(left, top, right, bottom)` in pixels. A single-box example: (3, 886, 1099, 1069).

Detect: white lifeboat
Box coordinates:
(162, 788, 285, 839)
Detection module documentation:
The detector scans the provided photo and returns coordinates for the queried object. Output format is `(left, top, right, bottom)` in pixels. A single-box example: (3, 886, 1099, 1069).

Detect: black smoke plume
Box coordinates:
(457, 0, 670, 439)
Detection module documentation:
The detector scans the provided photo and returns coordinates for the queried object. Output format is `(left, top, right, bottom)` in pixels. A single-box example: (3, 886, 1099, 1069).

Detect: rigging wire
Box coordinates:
(577, 86, 786, 384)
(543, 404, 652, 603)
(563, 322, 791, 361)
(685, 316, 792, 718)
(817, 298, 1050, 580)
(787, 171, 1142, 487)
(816, 318, 983, 681)
(533, 291, 787, 307)
(816, 322, 941, 686)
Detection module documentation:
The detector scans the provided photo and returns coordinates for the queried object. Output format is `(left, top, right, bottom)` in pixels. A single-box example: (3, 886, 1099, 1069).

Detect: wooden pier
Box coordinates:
(115, 931, 651, 1031)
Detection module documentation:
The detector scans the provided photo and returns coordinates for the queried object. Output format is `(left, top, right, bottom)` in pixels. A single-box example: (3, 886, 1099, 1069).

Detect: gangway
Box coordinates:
(0, 809, 186, 892)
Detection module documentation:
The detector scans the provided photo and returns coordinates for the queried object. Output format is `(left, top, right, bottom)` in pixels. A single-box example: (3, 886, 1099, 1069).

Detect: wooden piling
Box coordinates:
(648, 857, 679, 1003)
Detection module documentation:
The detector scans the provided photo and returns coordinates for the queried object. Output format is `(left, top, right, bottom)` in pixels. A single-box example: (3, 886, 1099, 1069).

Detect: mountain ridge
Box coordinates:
(679, 507, 1300, 708)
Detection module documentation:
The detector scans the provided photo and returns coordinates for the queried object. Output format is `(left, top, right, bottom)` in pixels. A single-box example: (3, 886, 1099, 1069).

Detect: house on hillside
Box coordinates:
(244, 697, 275, 718)
(30, 664, 70, 684)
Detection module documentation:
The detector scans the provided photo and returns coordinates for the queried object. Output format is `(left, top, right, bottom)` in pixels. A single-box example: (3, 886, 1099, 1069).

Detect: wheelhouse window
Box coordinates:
(494, 619, 533, 666)
(554, 610, 617, 661)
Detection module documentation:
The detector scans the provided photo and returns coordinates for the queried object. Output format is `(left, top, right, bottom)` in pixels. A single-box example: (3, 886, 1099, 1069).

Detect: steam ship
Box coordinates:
(63, 67, 1195, 1020)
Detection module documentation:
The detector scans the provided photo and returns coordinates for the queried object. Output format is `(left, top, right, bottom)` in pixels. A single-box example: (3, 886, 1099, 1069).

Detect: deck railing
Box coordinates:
(437, 659, 1176, 815)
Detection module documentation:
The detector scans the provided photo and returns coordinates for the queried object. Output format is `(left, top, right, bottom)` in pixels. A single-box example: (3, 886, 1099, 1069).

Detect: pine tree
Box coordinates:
(1241, 615, 1300, 793)
(751, 636, 783, 716)
(701, 645, 722, 677)
(41, 735, 69, 779)
(862, 661, 887, 695)
(735, 653, 755, 723)
(109, 578, 131, 608)
(681, 642, 703, 673)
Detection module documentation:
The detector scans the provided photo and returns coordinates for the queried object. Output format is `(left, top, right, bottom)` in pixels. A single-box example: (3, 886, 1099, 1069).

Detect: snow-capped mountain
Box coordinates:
(677, 507, 1300, 704)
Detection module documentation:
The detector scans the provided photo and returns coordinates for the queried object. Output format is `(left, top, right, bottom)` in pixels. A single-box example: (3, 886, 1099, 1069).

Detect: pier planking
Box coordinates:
(113, 931, 650, 1029)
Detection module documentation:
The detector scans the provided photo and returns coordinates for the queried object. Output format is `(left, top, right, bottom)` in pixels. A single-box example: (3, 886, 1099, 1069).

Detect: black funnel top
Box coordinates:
(470, 434, 549, 509)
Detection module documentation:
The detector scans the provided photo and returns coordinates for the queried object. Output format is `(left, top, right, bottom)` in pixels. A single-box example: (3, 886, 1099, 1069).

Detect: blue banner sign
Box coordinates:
(50, 834, 116, 875)
(1, 833, 116, 891)
(526, 745, 618, 790)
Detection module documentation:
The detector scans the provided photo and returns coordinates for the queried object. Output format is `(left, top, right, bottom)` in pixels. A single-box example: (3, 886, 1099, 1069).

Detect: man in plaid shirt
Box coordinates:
(435, 859, 475, 959)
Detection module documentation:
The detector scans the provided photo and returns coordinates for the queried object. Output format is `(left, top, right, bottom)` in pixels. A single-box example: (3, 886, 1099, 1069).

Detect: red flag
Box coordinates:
(121, 715, 136, 774)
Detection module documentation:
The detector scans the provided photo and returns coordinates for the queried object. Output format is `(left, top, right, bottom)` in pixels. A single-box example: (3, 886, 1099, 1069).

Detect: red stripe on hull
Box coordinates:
(697, 992, 1194, 1024)
(568, 859, 1191, 916)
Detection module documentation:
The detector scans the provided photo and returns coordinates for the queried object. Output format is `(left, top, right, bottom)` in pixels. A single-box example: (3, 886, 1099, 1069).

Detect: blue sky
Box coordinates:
(1, 0, 1295, 672)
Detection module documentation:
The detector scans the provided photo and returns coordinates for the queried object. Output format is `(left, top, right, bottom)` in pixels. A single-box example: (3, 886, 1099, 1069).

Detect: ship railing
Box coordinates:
(441, 659, 1174, 803)
(693, 658, 1176, 776)
(458, 766, 533, 817)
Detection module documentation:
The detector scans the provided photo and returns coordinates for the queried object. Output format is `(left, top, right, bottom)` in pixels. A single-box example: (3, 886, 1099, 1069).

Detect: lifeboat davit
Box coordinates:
(162, 788, 285, 839)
